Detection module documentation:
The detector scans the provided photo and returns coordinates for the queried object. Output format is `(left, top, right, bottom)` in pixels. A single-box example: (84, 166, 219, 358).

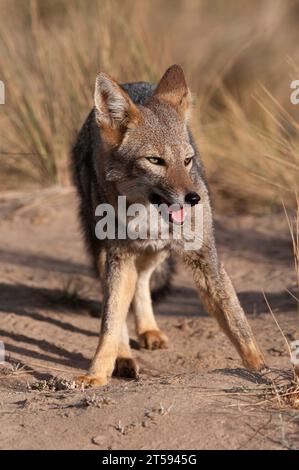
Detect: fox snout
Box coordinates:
(150, 189, 201, 207)
(185, 192, 201, 206)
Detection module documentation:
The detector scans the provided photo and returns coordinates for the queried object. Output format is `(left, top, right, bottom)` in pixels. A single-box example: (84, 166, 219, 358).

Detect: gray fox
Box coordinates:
(72, 65, 265, 387)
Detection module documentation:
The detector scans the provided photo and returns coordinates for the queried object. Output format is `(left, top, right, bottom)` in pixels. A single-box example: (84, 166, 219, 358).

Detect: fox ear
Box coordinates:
(94, 73, 140, 141)
(154, 65, 191, 120)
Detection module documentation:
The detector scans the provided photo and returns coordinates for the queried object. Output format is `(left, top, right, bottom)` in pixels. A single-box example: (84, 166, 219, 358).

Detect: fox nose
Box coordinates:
(185, 192, 201, 206)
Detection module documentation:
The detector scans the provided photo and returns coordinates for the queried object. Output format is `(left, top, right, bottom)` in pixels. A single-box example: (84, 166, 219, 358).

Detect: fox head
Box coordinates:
(94, 65, 205, 222)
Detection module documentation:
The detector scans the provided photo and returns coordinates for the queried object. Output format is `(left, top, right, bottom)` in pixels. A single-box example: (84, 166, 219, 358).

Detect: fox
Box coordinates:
(72, 64, 266, 387)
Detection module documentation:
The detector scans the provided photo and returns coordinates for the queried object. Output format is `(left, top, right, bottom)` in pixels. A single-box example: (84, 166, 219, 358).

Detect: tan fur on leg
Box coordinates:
(132, 251, 169, 349)
(114, 322, 139, 379)
(75, 252, 138, 387)
(183, 252, 266, 372)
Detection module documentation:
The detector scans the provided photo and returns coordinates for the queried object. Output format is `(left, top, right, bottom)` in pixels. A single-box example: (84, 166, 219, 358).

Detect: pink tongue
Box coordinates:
(169, 207, 186, 223)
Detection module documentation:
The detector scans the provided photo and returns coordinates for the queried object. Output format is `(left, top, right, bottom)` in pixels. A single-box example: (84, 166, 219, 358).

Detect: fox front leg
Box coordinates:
(76, 251, 137, 387)
(132, 251, 169, 350)
(113, 321, 140, 379)
(183, 246, 266, 372)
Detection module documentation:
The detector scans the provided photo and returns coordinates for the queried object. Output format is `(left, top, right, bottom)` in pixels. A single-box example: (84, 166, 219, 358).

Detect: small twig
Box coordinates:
(286, 288, 299, 303)
(262, 290, 292, 359)
(6, 357, 77, 375)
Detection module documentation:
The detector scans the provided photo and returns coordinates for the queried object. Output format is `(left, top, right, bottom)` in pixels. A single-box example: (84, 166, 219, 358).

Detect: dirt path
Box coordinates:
(0, 192, 298, 449)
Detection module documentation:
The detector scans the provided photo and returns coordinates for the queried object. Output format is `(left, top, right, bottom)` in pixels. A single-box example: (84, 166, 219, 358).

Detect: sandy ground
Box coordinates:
(0, 190, 298, 450)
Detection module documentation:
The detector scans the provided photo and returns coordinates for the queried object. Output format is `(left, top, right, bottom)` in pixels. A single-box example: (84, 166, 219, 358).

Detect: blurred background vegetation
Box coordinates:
(0, 0, 298, 212)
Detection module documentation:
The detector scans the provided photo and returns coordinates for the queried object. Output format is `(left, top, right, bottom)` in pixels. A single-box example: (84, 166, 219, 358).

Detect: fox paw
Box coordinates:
(75, 374, 108, 388)
(139, 330, 169, 350)
(113, 357, 139, 379)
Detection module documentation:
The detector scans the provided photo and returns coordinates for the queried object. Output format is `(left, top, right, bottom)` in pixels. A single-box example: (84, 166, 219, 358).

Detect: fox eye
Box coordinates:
(146, 156, 165, 166)
(184, 156, 193, 166)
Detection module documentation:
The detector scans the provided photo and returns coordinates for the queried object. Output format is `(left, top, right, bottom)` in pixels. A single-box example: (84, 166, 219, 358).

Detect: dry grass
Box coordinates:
(283, 195, 299, 299)
(0, 0, 298, 210)
(283, 195, 299, 377)
(28, 376, 77, 392)
(262, 266, 299, 405)
(259, 377, 299, 410)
